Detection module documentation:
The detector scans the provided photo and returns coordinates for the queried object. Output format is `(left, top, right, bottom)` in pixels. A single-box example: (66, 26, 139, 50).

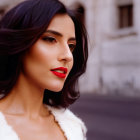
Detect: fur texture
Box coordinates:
(0, 106, 87, 140)
(0, 112, 20, 140)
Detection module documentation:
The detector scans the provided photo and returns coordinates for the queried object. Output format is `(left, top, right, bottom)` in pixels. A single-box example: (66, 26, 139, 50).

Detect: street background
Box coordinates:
(70, 94, 140, 140)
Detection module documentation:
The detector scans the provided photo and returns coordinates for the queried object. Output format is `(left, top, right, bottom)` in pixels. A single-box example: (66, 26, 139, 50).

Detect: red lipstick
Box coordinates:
(51, 67, 68, 78)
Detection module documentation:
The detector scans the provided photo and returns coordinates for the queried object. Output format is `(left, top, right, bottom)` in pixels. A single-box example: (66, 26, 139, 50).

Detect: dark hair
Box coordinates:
(0, 0, 88, 108)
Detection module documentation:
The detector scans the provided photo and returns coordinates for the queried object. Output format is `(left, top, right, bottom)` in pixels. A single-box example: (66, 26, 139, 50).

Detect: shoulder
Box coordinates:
(47, 105, 87, 140)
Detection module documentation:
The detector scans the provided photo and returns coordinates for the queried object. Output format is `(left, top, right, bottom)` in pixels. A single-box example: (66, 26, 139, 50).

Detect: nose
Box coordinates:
(58, 43, 73, 63)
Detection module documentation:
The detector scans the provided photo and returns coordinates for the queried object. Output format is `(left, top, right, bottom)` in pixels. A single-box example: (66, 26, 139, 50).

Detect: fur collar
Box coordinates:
(47, 106, 87, 140)
(0, 106, 87, 140)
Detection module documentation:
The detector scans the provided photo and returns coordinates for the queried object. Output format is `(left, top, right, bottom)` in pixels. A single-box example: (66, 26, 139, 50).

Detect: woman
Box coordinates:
(0, 0, 88, 139)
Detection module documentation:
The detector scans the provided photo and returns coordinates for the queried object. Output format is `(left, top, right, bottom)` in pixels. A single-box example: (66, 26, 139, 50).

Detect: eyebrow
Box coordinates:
(45, 30, 76, 42)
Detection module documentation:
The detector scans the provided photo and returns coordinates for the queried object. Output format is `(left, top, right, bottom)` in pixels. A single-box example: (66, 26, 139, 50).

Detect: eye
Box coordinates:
(69, 44, 76, 52)
(42, 36, 56, 43)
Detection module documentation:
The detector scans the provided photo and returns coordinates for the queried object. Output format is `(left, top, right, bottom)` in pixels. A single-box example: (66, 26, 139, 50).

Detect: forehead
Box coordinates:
(47, 14, 75, 37)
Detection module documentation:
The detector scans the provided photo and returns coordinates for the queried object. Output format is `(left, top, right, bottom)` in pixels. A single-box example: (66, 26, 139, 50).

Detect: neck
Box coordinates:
(0, 72, 49, 118)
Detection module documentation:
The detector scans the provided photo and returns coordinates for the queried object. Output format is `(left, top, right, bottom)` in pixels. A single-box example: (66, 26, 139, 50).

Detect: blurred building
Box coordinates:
(65, 0, 140, 96)
(0, 0, 140, 96)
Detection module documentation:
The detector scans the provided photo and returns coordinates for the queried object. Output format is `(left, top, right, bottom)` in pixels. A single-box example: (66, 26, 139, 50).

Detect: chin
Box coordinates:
(46, 84, 64, 92)
(52, 89, 62, 92)
(42, 78, 66, 92)
(51, 86, 63, 92)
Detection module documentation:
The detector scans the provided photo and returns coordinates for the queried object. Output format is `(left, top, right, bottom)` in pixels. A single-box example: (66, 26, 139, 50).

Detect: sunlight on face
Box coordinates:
(22, 14, 76, 92)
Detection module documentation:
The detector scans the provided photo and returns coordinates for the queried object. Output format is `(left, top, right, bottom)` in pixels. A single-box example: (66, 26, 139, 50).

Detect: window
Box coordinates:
(0, 9, 5, 19)
(118, 4, 133, 28)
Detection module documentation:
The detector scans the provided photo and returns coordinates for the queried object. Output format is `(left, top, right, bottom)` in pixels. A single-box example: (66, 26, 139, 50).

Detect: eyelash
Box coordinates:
(69, 44, 76, 52)
(42, 36, 76, 52)
(42, 36, 56, 43)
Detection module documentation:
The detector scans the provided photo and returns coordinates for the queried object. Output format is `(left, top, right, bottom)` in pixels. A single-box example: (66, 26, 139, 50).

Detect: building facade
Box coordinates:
(0, 0, 140, 96)
(65, 0, 140, 96)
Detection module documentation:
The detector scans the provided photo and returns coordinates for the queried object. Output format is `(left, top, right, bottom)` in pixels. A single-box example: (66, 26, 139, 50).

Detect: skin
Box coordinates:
(0, 14, 76, 140)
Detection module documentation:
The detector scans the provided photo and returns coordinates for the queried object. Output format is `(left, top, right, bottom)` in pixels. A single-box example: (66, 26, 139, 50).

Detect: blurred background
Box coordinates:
(0, 0, 140, 140)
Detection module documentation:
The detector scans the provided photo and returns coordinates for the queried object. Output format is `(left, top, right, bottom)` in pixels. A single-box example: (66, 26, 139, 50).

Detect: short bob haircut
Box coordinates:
(0, 0, 88, 108)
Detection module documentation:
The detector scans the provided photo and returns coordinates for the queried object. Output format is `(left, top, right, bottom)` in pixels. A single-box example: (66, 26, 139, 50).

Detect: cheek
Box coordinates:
(25, 40, 54, 68)
(22, 43, 51, 80)
(28, 43, 49, 63)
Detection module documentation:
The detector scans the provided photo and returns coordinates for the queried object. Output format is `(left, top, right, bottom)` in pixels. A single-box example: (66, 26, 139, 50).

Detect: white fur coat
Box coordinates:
(0, 106, 87, 140)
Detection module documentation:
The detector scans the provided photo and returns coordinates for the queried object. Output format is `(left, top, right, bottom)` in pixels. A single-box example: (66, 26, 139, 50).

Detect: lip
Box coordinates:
(51, 67, 68, 78)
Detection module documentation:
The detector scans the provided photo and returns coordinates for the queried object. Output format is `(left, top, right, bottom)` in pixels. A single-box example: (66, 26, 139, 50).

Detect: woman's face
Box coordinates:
(22, 14, 76, 92)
